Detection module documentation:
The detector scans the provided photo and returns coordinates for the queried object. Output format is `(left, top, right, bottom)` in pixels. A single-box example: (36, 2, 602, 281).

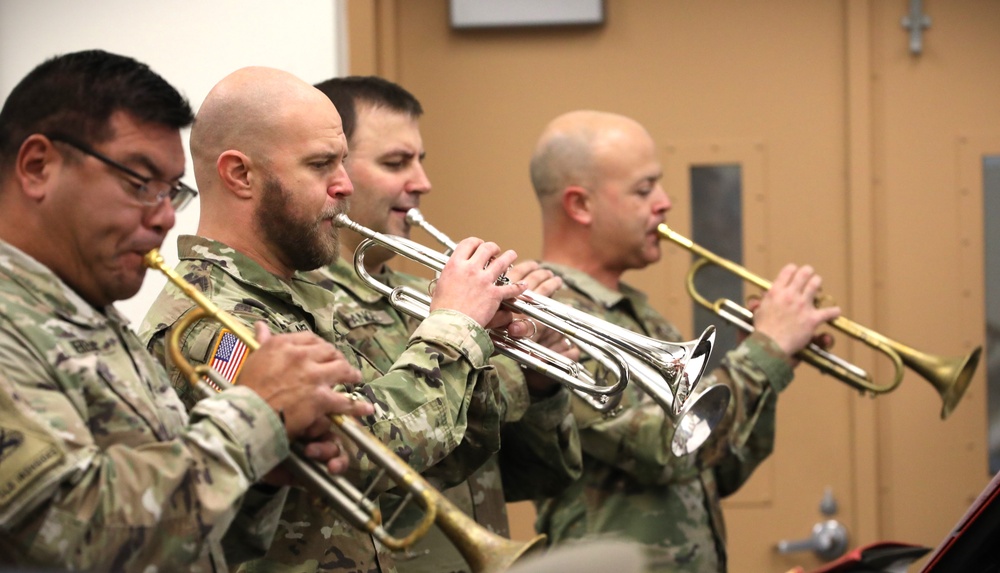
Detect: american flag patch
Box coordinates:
(208, 330, 248, 383)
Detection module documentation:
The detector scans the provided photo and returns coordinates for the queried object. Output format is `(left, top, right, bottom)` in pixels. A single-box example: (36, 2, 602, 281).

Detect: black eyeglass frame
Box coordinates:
(45, 133, 198, 210)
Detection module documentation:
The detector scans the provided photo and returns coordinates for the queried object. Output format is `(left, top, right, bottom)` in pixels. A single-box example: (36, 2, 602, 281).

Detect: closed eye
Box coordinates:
(311, 159, 335, 170)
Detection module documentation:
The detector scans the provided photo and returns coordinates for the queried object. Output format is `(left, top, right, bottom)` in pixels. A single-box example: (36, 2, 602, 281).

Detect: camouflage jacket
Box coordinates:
(0, 239, 289, 572)
(534, 263, 794, 573)
(139, 235, 502, 573)
(315, 258, 581, 573)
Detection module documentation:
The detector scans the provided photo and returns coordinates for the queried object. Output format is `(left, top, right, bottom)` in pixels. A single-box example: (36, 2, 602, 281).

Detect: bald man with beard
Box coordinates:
(141, 67, 531, 571)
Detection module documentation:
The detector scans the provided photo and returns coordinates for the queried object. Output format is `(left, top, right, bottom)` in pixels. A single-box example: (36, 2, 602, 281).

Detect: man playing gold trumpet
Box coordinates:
(0, 50, 372, 572)
(140, 67, 547, 572)
(312, 75, 583, 573)
(528, 110, 842, 572)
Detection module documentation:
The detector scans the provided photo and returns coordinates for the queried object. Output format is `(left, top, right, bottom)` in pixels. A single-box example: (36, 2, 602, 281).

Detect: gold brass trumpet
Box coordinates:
(144, 249, 544, 572)
(657, 224, 982, 419)
(351, 209, 733, 457)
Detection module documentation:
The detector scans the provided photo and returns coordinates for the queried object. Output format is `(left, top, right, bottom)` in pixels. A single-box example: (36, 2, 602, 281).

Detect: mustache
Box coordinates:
(321, 202, 349, 222)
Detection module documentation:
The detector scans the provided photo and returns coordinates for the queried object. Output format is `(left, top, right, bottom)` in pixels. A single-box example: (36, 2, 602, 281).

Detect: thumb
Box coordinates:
(254, 321, 272, 343)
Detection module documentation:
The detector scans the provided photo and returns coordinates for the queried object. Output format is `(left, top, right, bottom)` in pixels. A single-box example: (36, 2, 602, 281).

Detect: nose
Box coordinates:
(406, 163, 432, 196)
(652, 184, 672, 215)
(329, 164, 354, 198)
(143, 198, 176, 236)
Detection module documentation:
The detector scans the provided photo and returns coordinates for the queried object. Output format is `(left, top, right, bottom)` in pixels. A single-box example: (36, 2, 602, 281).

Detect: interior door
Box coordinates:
(346, 1, 999, 571)
(864, 0, 997, 559)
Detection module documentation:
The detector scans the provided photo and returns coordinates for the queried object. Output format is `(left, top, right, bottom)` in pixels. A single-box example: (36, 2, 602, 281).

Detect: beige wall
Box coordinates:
(0, 0, 347, 324)
(348, 1, 1000, 569)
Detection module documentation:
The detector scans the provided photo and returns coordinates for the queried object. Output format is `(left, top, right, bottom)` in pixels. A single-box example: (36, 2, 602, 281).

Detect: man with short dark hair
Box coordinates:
(313, 75, 582, 573)
(0, 50, 371, 572)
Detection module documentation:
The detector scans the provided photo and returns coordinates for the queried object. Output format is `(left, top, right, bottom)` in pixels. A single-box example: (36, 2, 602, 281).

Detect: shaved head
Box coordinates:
(532, 110, 668, 287)
(191, 66, 338, 190)
(190, 66, 353, 278)
(530, 110, 653, 208)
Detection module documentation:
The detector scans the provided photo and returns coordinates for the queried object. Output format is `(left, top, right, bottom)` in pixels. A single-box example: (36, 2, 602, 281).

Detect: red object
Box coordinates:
(801, 542, 930, 573)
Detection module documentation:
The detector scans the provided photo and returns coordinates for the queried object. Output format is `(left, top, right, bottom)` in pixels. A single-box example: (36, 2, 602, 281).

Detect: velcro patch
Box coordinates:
(0, 421, 64, 508)
(336, 308, 395, 329)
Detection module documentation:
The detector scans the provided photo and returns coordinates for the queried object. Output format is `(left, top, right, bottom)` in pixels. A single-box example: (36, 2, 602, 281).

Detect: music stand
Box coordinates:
(921, 469, 1000, 571)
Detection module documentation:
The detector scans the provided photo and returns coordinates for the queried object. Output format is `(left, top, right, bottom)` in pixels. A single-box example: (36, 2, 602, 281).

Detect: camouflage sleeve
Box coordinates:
(349, 309, 502, 488)
(491, 355, 531, 422)
(144, 305, 295, 562)
(699, 331, 794, 496)
(152, 296, 499, 496)
(488, 354, 582, 500)
(219, 484, 289, 564)
(499, 387, 583, 501)
(146, 303, 275, 409)
(569, 329, 793, 486)
(147, 256, 504, 492)
(0, 330, 289, 569)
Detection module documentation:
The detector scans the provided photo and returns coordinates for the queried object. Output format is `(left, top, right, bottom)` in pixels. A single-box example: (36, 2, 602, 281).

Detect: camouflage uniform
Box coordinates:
(140, 235, 505, 573)
(534, 263, 795, 573)
(0, 239, 289, 572)
(316, 258, 581, 573)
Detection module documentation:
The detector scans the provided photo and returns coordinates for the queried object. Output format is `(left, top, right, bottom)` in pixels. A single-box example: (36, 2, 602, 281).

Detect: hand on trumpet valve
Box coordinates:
(262, 429, 355, 486)
(503, 260, 564, 297)
(753, 264, 842, 358)
(502, 260, 574, 348)
(239, 322, 371, 439)
(429, 237, 527, 329)
(523, 333, 582, 398)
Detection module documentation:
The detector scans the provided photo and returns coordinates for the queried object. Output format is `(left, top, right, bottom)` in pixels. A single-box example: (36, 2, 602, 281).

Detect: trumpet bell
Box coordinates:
(400, 208, 731, 454)
(452, 516, 547, 573)
(671, 326, 716, 411)
(672, 383, 732, 457)
(910, 346, 982, 420)
(669, 326, 730, 456)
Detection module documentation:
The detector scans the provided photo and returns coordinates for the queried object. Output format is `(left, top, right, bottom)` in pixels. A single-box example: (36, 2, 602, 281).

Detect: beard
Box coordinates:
(254, 175, 343, 272)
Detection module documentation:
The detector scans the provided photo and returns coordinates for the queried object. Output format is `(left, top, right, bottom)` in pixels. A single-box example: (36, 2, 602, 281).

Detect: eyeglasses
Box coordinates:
(45, 133, 198, 210)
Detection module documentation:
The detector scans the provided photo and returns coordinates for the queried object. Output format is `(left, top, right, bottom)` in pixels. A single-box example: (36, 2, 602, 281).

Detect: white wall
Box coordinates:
(0, 0, 346, 324)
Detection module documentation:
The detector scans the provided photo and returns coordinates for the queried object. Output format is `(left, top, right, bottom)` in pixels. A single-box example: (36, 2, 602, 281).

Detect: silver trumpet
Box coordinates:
(336, 214, 628, 413)
(336, 211, 730, 456)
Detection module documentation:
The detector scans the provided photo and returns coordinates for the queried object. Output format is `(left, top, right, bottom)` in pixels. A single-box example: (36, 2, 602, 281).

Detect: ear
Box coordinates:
(15, 135, 60, 201)
(216, 150, 254, 199)
(562, 185, 593, 225)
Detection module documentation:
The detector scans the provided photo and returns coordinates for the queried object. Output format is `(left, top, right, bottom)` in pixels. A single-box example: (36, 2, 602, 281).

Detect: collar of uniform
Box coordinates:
(541, 261, 650, 310)
(0, 238, 124, 328)
(177, 234, 305, 300)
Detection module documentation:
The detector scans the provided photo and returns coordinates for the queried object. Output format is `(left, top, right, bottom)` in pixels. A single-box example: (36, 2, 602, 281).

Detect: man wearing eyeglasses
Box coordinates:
(0, 50, 372, 572)
(43, 133, 200, 210)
